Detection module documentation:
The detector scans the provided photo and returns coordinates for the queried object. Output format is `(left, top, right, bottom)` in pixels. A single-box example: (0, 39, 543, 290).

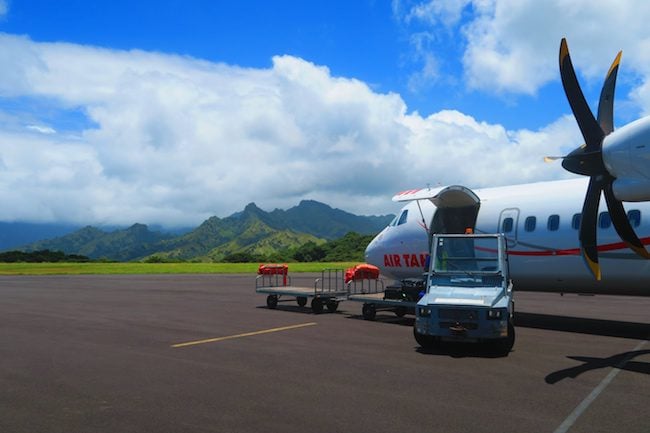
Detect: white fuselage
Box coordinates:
(365, 178, 650, 296)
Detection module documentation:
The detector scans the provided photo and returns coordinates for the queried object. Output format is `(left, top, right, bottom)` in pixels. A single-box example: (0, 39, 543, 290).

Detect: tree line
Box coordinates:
(221, 232, 375, 263)
(0, 250, 90, 263)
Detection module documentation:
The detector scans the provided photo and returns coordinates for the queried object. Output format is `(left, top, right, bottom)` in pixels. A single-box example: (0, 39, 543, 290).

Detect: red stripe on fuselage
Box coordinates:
(481, 236, 650, 257)
(383, 237, 650, 267)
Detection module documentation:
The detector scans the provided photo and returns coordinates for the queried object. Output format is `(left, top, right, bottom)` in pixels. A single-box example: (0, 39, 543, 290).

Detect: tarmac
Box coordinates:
(1, 273, 648, 433)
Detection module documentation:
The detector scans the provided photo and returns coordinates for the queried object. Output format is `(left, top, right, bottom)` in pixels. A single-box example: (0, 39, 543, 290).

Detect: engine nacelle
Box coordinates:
(612, 178, 650, 202)
(602, 116, 650, 201)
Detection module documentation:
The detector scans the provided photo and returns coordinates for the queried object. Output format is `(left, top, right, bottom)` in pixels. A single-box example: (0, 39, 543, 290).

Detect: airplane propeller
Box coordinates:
(557, 38, 650, 280)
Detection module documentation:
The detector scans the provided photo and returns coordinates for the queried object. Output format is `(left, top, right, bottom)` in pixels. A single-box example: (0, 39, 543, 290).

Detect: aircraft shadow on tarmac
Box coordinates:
(516, 312, 650, 382)
(545, 350, 650, 384)
(514, 312, 650, 340)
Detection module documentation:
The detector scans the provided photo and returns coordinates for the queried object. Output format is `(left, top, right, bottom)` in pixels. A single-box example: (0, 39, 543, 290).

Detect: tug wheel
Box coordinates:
(326, 300, 339, 313)
(413, 327, 436, 350)
(297, 297, 307, 307)
(495, 320, 515, 355)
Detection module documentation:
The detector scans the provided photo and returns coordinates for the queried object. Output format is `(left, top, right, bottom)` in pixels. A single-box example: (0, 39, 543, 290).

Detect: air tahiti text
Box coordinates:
(384, 253, 429, 268)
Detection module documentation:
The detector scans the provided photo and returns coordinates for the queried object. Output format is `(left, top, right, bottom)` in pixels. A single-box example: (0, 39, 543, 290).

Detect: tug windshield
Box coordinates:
(432, 236, 501, 275)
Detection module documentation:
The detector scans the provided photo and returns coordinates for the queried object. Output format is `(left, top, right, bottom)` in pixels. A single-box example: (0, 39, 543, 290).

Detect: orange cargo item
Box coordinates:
(345, 263, 380, 283)
(257, 264, 288, 275)
(258, 264, 288, 285)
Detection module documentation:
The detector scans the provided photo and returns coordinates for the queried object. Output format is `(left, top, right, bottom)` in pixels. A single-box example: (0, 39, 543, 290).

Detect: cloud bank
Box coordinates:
(0, 30, 589, 226)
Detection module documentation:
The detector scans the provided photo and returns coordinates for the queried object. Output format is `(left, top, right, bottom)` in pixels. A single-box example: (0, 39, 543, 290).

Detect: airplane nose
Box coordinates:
(365, 234, 383, 266)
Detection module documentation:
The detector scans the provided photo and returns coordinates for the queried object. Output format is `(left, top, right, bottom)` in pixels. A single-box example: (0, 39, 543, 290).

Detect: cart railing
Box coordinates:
(314, 269, 346, 295)
(347, 277, 385, 296)
(256, 273, 292, 289)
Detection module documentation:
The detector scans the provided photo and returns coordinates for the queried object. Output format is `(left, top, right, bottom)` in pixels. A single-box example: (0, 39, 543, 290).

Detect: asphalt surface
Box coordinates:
(1, 274, 649, 433)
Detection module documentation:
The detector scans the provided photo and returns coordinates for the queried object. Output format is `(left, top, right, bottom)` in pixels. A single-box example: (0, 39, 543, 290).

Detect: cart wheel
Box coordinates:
(311, 298, 324, 314)
(362, 303, 376, 321)
(266, 295, 278, 309)
(394, 307, 407, 318)
(297, 296, 307, 307)
(413, 327, 436, 350)
(326, 300, 339, 313)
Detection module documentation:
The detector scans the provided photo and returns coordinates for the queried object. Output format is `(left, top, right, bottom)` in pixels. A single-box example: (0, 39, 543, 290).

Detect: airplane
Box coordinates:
(364, 38, 650, 297)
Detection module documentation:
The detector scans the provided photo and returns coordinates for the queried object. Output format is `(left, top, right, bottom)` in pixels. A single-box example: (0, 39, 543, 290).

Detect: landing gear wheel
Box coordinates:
(394, 307, 407, 318)
(297, 296, 307, 307)
(266, 295, 278, 309)
(311, 297, 324, 314)
(362, 303, 376, 321)
(326, 300, 339, 313)
(413, 327, 436, 350)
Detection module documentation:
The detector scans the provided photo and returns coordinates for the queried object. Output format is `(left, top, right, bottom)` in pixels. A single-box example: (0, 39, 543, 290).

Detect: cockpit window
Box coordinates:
(397, 209, 408, 226)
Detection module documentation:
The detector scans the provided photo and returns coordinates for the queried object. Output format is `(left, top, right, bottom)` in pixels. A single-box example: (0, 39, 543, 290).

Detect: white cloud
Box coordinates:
(400, 0, 650, 101)
(0, 34, 581, 226)
(404, 0, 471, 27)
(27, 124, 56, 134)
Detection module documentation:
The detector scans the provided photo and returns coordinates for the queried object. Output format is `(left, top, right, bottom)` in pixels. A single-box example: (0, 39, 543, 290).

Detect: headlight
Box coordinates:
(487, 309, 505, 320)
(418, 307, 432, 317)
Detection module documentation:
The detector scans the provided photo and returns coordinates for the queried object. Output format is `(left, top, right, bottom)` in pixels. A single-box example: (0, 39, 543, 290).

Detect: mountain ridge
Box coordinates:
(12, 200, 394, 261)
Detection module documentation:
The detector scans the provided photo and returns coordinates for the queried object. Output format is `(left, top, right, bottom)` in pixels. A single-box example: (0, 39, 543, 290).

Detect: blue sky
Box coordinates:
(1, 1, 650, 226)
(2, 0, 597, 128)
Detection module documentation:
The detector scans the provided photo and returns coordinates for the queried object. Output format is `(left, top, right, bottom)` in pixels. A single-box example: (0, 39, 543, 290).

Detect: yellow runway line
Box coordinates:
(171, 322, 317, 348)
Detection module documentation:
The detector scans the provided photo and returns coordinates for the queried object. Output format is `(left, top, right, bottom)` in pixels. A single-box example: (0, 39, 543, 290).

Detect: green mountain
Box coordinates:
(279, 200, 393, 239)
(205, 230, 324, 262)
(149, 203, 328, 261)
(245, 200, 391, 239)
(16, 201, 394, 262)
(23, 224, 174, 261)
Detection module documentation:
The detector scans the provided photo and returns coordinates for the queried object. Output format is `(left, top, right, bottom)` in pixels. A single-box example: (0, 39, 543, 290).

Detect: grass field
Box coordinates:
(0, 262, 361, 275)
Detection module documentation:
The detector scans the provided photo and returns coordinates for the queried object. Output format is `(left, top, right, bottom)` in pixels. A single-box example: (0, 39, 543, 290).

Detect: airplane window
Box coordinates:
(397, 210, 408, 226)
(571, 213, 581, 230)
(547, 214, 560, 231)
(599, 212, 611, 229)
(628, 209, 641, 228)
(501, 217, 513, 233)
(524, 216, 536, 232)
(389, 215, 398, 227)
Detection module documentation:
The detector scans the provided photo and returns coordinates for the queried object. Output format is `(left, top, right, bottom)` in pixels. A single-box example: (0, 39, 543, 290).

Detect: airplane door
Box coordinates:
(498, 208, 519, 247)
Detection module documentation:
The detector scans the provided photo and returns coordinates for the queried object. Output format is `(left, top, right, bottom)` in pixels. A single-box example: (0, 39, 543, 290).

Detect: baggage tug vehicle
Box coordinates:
(413, 233, 515, 353)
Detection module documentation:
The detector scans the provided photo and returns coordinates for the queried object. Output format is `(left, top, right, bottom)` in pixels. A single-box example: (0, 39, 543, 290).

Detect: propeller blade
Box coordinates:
(597, 51, 622, 135)
(544, 156, 565, 163)
(559, 38, 604, 149)
(579, 176, 605, 280)
(603, 180, 650, 258)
